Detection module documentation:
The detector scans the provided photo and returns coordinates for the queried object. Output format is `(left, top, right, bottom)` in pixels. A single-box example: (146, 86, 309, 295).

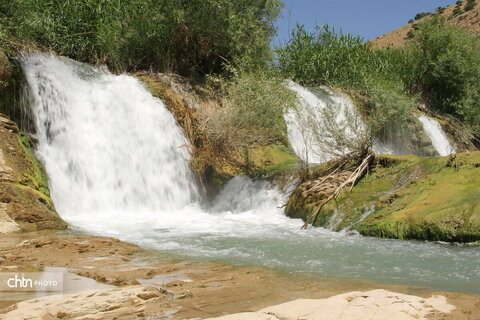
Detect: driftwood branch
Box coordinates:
(315, 158, 350, 187)
(301, 153, 374, 230)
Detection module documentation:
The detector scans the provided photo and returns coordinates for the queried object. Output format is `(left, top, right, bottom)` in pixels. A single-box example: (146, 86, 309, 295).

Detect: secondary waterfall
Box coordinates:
(418, 115, 456, 156)
(18, 54, 480, 295)
(284, 81, 366, 164)
(285, 82, 457, 159)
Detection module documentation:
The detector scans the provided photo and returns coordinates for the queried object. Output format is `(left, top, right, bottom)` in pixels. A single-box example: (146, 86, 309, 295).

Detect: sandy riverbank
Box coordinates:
(0, 231, 478, 319)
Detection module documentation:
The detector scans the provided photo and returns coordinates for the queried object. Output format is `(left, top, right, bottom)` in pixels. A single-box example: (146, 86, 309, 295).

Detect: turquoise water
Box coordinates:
(131, 222, 480, 294)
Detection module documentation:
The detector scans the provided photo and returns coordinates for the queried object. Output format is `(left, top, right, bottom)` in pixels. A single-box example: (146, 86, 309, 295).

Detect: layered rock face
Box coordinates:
(0, 114, 66, 233)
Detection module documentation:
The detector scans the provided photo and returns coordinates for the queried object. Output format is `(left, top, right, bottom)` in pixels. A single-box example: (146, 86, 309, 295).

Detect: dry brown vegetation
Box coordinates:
(136, 72, 298, 188)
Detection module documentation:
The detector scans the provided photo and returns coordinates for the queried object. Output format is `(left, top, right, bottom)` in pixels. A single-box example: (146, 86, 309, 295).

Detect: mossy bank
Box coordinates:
(287, 152, 480, 242)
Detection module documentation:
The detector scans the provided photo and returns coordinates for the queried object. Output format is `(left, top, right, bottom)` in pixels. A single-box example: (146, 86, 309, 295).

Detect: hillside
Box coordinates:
(371, 0, 480, 48)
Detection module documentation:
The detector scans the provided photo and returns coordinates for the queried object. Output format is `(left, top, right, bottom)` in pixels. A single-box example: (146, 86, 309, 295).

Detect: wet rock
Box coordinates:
(0, 114, 67, 233)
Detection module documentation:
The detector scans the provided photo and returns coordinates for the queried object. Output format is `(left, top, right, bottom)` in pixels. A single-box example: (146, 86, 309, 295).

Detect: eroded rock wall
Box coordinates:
(0, 113, 66, 233)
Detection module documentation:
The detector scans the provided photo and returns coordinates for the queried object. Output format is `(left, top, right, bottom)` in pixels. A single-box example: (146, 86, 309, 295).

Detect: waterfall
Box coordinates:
(418, 115, 456, 156)
(19, 53, 292, 237)
(285, 82, 457, 159)
(20, 53, 200, 218)
(284, 81, 366, 164)
(16, 54, 480, 294)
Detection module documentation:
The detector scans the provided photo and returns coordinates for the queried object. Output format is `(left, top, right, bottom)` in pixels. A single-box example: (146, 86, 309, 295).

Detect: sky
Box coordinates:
(274, 0, 456, 45)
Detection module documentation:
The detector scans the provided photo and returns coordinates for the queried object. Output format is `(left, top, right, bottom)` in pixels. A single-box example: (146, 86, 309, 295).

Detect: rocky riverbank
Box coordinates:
(1, 231, 479, 320)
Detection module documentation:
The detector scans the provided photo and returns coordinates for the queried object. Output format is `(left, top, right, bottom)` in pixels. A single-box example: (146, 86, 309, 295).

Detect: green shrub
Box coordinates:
(414, 12, 431, 20)
(361, 80, 417, 150)
(465, 0, 477, 11)
(404, 17, 480, 131)
(453, 7, 464, 16)
(224, 72, 295, 143)
(201, 71, 296, 153)
(276, 24, 399, 89)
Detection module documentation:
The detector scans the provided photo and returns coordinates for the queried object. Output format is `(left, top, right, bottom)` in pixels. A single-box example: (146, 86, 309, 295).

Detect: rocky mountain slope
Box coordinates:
(371, 0, 480, 48)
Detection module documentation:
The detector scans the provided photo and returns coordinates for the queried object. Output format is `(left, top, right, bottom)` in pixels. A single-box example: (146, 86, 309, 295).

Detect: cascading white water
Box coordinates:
(20, 53, 295, 237)
(284, 82, 322, 163)
(21, 54, 200, 217)
(285, 81, 366, 164)
(418, 115, 456, 156)
(286, 83, 457, 159)
(18, 54, 480, 295)
(372, 139, 396, 155)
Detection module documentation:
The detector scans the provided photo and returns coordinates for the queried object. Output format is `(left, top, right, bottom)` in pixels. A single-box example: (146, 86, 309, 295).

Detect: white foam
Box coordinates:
(285, 81, 366, 163)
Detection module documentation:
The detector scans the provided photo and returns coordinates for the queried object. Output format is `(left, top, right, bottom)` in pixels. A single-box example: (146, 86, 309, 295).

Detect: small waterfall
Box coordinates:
(285, 81, 366, 164)
(418, 115, 456, 156)
(372, 139, 396, 155)
(327, 209, 346, 231)
(211, 176, 282, 213)
(20, 53, 200, 218)
(341, 205, 376, 232)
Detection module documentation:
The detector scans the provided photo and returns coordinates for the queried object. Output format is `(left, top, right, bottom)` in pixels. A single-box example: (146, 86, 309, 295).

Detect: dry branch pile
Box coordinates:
(301, 153, 374, 229)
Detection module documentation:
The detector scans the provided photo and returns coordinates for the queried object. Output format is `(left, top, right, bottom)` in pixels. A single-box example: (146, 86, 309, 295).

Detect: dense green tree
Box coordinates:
(0, 0, 282, 76)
